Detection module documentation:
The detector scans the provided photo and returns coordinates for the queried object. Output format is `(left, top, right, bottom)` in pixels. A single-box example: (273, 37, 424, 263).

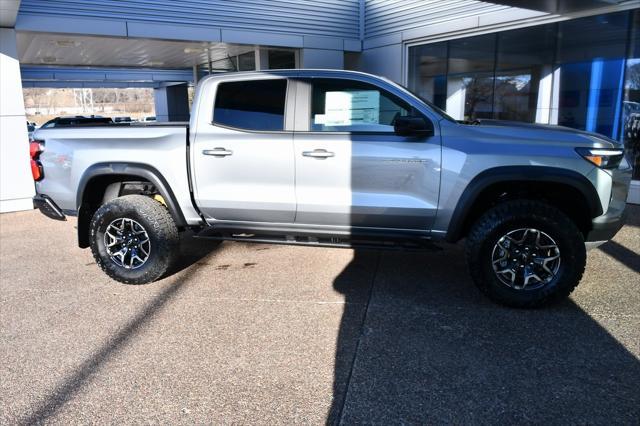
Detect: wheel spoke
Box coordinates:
(114, 247, 127, 263)
(541, 253, 560, 275)
(105, 231, 122, 247)
(523, 267, 544, 288)
(496, 269, 516, 284)
(511, 229, 530, 245)
(535, 230, 558, 250)
(106, 230, 117, 239)
(112, 219, 123, 232)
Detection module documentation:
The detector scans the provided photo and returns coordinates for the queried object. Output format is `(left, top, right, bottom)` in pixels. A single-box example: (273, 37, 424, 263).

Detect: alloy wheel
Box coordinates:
(104, 217, 151, 269)
(491, 228, 561, 290)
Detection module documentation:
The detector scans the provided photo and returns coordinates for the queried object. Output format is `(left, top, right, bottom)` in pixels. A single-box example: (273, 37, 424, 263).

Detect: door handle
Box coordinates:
(302, 149, 335, 159)
(203, 147, 233, 157)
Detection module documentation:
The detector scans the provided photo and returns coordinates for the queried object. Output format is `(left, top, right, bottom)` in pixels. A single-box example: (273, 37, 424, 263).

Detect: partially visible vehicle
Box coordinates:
(143, 116, 156, 122)
(27, 122, 36, 141)
(40, 115, 113, 128)
(114, 116, 133, 123)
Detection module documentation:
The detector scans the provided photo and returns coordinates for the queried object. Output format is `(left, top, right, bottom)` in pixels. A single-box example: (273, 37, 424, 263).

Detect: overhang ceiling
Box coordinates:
(16, 32, 255, 68)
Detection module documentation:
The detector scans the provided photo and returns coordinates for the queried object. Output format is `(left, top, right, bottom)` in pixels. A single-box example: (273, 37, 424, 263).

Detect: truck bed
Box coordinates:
(33, 123, 202, 225)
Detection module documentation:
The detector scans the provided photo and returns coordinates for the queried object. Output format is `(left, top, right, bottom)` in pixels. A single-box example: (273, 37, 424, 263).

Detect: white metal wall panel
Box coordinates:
(18, 0, 360, 39)
(365, 0, 514, 38)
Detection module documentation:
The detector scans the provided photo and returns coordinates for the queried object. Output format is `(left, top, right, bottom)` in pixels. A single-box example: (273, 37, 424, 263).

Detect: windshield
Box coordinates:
(403, 86, 457, 123)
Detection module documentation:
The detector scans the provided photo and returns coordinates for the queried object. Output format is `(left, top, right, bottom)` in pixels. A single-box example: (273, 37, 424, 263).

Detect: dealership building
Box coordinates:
(1, 0, 639, 212)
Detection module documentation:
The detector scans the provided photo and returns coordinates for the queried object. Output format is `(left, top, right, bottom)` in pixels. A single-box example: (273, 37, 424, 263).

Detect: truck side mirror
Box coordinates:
(394, 116, 434, 138)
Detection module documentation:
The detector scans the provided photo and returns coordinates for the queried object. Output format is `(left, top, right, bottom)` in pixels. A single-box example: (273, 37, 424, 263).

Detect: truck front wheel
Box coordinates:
(89, 195, 179, 284)
(465, 200, 586, 308)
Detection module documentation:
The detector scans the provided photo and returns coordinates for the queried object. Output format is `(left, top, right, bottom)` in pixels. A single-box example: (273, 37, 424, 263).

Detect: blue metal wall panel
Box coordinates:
(21, 66, 194, 84)
(365, 0, 510, 39)
(18, 0, 360, 39)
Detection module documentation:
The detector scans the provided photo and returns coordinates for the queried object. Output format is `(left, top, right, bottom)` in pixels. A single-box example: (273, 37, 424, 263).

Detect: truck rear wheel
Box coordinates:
(89, 195, 179, 284)
(465, 200, 586, 308)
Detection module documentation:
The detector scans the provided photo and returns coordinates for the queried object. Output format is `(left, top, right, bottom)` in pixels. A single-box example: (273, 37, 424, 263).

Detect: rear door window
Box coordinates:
(214, 79, 287, 131)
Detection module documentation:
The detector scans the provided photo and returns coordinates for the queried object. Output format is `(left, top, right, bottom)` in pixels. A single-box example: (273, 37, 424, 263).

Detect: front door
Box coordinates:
(192, 77, 296, 223)
(292, 77, 441, 231)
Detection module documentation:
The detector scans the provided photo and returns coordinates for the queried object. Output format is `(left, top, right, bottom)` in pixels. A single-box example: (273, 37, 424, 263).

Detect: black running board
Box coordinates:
(195, 229, 441, 252)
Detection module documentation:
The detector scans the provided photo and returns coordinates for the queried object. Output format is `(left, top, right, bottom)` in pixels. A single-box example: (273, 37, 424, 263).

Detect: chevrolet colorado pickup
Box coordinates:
(31, 70, 632, 307)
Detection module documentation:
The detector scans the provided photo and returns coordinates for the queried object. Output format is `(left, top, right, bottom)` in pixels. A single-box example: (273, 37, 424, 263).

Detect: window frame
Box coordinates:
(293, 76, 433, 136)
(211, 77, 294, 133)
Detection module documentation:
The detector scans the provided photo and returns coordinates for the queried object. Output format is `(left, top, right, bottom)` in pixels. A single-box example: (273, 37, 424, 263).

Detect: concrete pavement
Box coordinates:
(1, 206, 639, 424)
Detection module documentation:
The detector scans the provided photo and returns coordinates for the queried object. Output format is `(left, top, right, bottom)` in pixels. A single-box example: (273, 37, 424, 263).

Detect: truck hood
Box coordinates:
(461, 119, 622, 149)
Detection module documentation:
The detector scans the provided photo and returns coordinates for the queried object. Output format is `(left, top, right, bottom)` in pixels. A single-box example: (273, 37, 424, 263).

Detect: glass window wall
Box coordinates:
(494, 24, 555, 122)
(407, 42, 447, 111)
(624, 10, 640, 180)
(448, 34, 496, 120)
(268, 50, 296, 69)
(408, 9, 640, 179)
(556, 12, 629, 137)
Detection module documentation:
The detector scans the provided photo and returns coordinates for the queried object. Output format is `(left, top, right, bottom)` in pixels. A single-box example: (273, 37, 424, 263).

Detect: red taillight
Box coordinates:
(30, 140, 44, 181)
(31, 159, 43, 181)
(29, 141, 40, 158)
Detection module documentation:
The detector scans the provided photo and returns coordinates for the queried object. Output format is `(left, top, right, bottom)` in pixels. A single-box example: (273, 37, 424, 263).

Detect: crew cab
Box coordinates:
(31, 70, 632, 307)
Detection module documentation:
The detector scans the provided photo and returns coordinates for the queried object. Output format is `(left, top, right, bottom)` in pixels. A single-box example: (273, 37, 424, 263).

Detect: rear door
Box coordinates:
(292, 77, 441, 231)
(192, 77, 296, 223)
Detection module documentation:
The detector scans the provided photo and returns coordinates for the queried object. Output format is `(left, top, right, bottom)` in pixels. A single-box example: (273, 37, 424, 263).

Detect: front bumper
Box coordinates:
(33, 195, 66, 221)
(586, 208, 626, 242)
(585, 165, 631, 242)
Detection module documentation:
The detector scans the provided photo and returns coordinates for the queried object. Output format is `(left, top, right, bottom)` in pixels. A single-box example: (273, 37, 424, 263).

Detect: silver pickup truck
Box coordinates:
(31, 70, 632, 308)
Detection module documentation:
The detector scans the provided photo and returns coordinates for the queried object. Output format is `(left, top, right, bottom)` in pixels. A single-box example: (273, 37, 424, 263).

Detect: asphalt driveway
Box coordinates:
(1, 206, 639, 424)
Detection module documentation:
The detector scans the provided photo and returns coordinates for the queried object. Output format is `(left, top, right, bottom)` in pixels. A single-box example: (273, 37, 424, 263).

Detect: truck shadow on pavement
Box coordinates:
(19, 233, 219, 425)
(165, 230, 222, 276)
(598, 209, 640, 274)
(327, 245, 640, 424)
(599, 240, 640, 274)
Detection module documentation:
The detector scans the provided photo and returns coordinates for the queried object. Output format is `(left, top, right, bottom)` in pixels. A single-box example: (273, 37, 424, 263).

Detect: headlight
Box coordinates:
(575, 147, 624, 169)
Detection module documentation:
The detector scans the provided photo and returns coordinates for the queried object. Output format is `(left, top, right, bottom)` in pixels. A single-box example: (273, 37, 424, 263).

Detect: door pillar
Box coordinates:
(154, 84, 190, 122)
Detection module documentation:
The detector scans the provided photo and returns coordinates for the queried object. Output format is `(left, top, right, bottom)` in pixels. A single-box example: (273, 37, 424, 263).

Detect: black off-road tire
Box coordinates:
(465, 200, 586, 308)
(90, 195, 179, 284)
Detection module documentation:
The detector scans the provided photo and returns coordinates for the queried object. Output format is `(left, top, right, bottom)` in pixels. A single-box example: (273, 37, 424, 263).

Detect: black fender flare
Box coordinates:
(445, 166, 603, 242)
(76, 162, 187, 248)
